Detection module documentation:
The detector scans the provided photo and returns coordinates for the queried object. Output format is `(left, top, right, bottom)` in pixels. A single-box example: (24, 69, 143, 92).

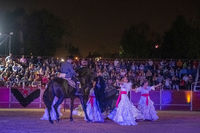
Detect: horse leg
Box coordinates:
(54, 95, 64, 122)
(43, 90, 54, 124)
(70, 97, 75, 121)
(47, 104, 54, 124)
(79, 95, 91, 122)
(46, 98, 54, 124)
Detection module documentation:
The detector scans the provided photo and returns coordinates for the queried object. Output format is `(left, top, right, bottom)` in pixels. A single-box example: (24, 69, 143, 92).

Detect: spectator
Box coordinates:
(0, 55, 197, 91)
(5, 53, 12, 64)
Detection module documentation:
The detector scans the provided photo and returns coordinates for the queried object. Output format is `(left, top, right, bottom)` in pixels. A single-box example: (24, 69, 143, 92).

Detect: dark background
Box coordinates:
(0, 0, 200, 57)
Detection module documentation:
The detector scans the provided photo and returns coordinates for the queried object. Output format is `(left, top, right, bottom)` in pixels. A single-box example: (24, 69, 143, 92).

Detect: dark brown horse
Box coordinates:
(43, 67, 95, 124)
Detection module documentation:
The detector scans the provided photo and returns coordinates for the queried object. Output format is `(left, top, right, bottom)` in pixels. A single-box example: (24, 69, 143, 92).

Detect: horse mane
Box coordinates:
(78, 68, 95, 84)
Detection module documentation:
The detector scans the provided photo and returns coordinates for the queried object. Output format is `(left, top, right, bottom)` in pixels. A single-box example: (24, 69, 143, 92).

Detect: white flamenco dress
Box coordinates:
(73, 89, 104, 122)
(72, 104, 85, 117)
(108, 82, 143, 125)
(40, 97, 62, 120)
(136, 86, 159, 121)
(85, 89, 104, 122)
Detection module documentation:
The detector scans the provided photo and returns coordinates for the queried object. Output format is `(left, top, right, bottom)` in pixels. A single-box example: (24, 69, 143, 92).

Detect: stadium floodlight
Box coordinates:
(9, 32, 13, 35)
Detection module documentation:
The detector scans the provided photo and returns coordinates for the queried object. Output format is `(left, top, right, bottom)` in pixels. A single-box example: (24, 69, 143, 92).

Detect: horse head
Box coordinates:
(77, 67, 95, 96)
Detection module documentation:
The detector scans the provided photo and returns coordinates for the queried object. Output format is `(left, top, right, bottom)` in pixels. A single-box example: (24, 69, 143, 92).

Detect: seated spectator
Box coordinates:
(180, 80, 186, 90)
(164, 78, 172, 89)
(177, 59, 183, 68)
(5, 53, 12, 64)
(172, 76, 179, 91)
(179, 67, 187, 78)
(19, 55, 27, 65)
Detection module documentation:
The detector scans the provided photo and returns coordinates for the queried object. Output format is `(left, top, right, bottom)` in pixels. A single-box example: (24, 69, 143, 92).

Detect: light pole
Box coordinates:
(8, 32, 13, 55)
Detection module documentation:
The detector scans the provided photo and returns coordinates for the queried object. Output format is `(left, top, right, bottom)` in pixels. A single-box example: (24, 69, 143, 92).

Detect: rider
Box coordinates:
(60, 56, 82, 96)
(81, 58, 88, 68)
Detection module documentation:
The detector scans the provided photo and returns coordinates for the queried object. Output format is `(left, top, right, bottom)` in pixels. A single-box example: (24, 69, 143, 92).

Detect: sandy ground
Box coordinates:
(0, 109, 200, 133)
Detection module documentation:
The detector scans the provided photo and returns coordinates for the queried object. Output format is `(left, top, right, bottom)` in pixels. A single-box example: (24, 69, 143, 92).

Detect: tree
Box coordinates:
(161, 15, 200, 59)
(0, 8, 70, 56)
(65, 43, 80, 56)
(0, 8, 26, 55)
(120, 23, 152, 58)
(188, 10, 200, 58)
(24, 9, 66, 56)
(87, 51, 101, 58)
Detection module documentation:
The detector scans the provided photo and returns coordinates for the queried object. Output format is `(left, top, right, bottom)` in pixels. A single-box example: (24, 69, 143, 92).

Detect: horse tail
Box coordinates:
(43, 80, 55, 109)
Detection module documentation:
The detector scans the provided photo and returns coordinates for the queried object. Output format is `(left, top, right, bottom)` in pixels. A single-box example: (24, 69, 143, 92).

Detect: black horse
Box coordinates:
(43, 68, 95, 124)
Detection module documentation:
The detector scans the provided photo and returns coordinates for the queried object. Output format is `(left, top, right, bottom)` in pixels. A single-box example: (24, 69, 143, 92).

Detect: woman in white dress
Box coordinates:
(72, 104, 85, 117)
(73, 88, 104, 122)
(108, 76, 143, 126)
(86, 88, 104, 122)
(41, 97, 62, 120)
(135, 80, 161, 121)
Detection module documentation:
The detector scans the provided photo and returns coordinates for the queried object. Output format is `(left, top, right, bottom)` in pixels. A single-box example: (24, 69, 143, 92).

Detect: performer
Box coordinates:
(85, 88, 104, 122)
(135, 80, 161, 121)
(72, 104, 85, 117)
(108, 76, 143, 126)
(94, 70, 106, 113)
(60, 56, 82, 95)
(41, 97, 62, 120)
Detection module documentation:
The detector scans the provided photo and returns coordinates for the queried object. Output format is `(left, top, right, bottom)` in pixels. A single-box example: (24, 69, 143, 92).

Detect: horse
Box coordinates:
(43, 67, 95, 124)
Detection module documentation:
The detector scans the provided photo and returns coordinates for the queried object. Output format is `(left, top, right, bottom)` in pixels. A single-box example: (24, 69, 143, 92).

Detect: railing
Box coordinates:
(0, 86, 80, 109)
(194, 64, 200, 91)
(130, 88, 197, 111)
(192, 81, 200, 92)
(1, 86, 200, 111)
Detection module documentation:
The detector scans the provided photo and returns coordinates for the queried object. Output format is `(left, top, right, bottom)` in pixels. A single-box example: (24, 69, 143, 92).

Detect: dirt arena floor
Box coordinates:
(0, 109, 200, 133)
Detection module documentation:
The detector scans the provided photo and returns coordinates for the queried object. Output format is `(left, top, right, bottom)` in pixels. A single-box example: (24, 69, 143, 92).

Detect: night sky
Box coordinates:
(0, 0, 200, 56)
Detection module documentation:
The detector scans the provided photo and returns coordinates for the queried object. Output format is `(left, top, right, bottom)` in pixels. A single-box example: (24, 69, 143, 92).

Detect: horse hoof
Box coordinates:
(56, 118, 60, 122)
(87, 119, 92, 123)
(49, 120, 54, 124)
(70, 118, 73, 122)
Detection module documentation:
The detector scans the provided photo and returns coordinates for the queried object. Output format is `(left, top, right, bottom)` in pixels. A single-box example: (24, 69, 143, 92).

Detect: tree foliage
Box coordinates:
(24, 9, 66, 56)
(0, 8, 69, 56)
(65, 43, 80, 56)
(120, 24, 152, 58)
(120, 16, 200, 59)
(161, 15, 200, 59)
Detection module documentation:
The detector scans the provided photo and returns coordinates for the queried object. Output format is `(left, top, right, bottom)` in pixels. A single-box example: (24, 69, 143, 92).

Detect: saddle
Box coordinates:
(58, 73, 81, 89)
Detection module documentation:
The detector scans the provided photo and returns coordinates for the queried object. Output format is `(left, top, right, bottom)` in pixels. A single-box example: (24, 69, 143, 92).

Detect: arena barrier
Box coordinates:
(0, 87, 200, 111)
(0, 86, 80, 109)
(130, 90, 200, 111)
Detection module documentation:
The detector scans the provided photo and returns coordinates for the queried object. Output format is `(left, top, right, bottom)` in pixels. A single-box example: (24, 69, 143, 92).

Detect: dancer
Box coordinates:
(73, 88, 104, 122)
(85, 88, 104, 122)
(135, 80, 161, 121)
(72, 104, 85, 117)
(41, 97, 62, 120)
(108, 76, 143, 126)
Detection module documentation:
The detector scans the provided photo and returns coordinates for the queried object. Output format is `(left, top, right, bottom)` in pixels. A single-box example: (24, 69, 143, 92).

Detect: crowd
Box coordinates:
(0, 53, 198, 90)
(0, 54, 61, 87)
